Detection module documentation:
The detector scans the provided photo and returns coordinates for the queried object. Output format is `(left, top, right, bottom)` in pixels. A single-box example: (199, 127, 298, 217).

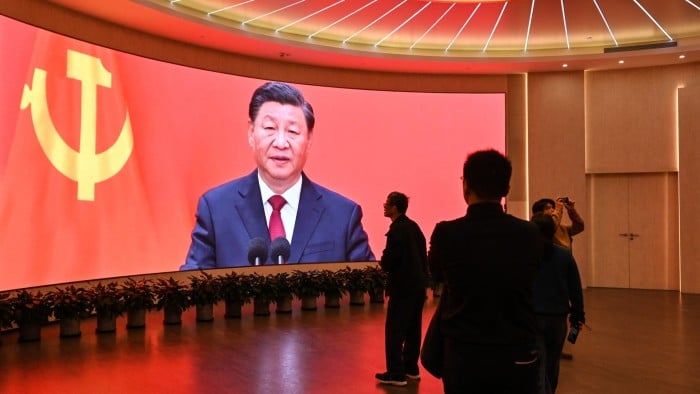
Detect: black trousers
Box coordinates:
(442, 339, 539, 394)
(385, 291, 426, 376)
(536, 314, 568, 394)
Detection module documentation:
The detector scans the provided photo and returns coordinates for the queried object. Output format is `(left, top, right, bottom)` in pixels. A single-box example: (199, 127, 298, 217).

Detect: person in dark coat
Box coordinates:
(531, 212, 585, 394)
(428, 149, 543, 394)
(375, 191, 429, 387)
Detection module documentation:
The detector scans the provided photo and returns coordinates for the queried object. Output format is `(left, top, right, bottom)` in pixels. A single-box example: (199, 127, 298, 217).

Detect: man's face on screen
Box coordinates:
(248, 101, 312, 193)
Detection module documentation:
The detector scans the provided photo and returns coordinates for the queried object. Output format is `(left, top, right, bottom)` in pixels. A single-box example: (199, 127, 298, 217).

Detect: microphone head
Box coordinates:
(270, 237, 291, 262)
(247, 237, 269, 265)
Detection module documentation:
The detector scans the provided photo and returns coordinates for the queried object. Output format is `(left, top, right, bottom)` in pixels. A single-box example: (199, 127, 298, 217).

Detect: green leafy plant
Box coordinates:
(153, 277, 191, 313)
(120, 278, 156, 311)
(271, 272, 294, 299)
(0, 292, 13, 329)
(342, 266, 370, 293)
(248, 273, 277, 304)
(189, 271, 222, 306)
(289, 270, 323, 299)
(364, 265, 388, 293)
(318, 269, 347, 298)
(218, 272, 253, 305)
(88, 282, 126, 317)
(47, 285, 93, 320)
(10, 289, 52, 325)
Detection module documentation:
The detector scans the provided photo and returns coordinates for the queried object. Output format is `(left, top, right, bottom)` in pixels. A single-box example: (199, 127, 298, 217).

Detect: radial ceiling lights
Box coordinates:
(155, 0, 697, 63)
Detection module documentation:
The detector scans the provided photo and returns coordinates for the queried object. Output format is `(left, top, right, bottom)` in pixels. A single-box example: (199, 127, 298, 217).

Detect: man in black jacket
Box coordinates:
(375, 191, 429, 387)
(429, 150, 543, 394)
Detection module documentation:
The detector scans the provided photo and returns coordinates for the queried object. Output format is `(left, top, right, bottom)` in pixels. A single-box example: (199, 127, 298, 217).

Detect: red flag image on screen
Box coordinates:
(1, 31, 165, 289)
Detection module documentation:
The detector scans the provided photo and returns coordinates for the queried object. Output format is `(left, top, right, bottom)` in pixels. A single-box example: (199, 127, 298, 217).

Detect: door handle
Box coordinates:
(618, 233, 639, 240)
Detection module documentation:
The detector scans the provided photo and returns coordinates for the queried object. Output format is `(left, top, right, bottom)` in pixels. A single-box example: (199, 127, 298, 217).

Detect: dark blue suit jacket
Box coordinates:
(181, 170, 375, 269)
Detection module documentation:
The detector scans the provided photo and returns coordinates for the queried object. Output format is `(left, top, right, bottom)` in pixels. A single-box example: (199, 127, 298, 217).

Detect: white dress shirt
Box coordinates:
(258, 173, 302, 244)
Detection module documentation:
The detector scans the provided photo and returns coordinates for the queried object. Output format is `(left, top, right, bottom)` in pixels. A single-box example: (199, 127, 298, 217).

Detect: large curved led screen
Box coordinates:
(0, 15, 505, 291)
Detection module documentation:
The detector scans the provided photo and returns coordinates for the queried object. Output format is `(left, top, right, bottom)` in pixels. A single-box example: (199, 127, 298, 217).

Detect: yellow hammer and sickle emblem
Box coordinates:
(20, 50, 133, 201)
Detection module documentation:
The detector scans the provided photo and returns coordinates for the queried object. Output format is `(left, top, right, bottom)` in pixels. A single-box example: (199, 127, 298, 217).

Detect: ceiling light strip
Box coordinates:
(686, 0, 700, 11)
(169, 0, 182, 3)
(276, 0, 345, 33)
(560, 0, 570, 49)
(242, 0, 307, 26)
(208, 0, 256, 16)
(342, 0, 408, 44)
(524, 0, 535, 52)
(483, 1, 509, 52)
(593, 0, 618, 46)
(446, 3, 481, 51)
(309, 0, 378, 39)
(375, 1, 432, 47)
(410, 3, 455, 50)
(632, 0, 674, 41)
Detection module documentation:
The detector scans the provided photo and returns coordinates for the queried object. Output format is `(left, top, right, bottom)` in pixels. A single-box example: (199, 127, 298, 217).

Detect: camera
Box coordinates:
(567, 325, 580, 344)
(558, 197, 570, 204)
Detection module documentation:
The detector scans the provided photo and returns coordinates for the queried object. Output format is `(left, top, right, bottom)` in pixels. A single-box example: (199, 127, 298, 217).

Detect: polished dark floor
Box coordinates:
(1, 288, 699, 394)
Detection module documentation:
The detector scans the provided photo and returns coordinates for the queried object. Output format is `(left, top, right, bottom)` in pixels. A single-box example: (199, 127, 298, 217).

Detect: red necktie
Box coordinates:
(268, 195, 286, 241)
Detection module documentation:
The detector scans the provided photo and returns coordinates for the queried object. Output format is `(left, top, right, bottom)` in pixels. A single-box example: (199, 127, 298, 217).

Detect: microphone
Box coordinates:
(270, 237, 291, 265)
(247, 237, 269, 266)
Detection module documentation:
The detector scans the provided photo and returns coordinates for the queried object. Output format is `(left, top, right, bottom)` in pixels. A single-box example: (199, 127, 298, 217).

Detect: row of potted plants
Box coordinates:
(0, 266, 388, 342)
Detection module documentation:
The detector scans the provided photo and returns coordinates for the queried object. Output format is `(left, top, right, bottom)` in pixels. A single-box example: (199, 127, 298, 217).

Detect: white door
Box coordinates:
(589, 173, 679, 290)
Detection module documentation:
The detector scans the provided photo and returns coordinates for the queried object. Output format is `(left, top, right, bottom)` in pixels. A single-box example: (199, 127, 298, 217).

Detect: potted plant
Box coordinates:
(364, 265, 388, 303)
(290, 270, 323, 311)
(218, 272, 252, 319)
(318, 269, 347, 308)
(189, 271, 222, 322)
(89, 282, 125, 333)
(342, 266, 369, 306)
(10, 289, 51, 342)
(0, 292, 14, 333)
(248, 273, 276, 316)
(47, 285, 93, 337)
(271, 272, 294, 314)
(120, 278, 155, 329)
(153, 277, 191, 325)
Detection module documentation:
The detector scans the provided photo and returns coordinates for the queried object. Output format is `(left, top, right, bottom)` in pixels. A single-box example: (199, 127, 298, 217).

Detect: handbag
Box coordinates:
(420, 292, 444, 379)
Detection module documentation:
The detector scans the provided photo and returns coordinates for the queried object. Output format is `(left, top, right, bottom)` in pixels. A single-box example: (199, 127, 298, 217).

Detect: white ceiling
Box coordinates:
(42, 0, 700, 73)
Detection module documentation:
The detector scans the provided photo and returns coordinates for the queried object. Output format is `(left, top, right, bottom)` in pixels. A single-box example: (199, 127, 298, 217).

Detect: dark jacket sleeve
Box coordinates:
(380, 228, 402, 272)
(428, 222, 446, 284)
(568, 254, 585, 325)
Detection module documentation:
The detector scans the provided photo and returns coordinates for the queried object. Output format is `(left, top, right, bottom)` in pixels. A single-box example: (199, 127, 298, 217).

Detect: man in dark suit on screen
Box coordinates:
(181, 82, 374, 269)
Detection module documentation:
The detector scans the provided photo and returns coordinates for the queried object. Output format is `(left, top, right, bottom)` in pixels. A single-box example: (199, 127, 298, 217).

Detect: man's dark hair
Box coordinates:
(387, 191, 409, 214)
(531, 212, 555, 258)
(249, 81, 315, 132)
(463, 149, 511, 200)
(531, 212, 555, 240)
(532, 198, 556, 214)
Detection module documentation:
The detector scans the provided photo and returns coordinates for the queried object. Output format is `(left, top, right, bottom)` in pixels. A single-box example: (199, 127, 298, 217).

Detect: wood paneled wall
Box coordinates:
(526, 72, 588, 285)
(585, 65, 696, 173)
(505, 74, 528, 220)
(679, 85, 700, 294)
(2, 1, 700, 292)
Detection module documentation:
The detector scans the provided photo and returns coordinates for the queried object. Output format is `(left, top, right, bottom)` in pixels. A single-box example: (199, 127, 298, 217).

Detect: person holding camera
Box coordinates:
(531, 197, 585, 363)
(531, 197, 584, 250)
(531, 213, 585, 394)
